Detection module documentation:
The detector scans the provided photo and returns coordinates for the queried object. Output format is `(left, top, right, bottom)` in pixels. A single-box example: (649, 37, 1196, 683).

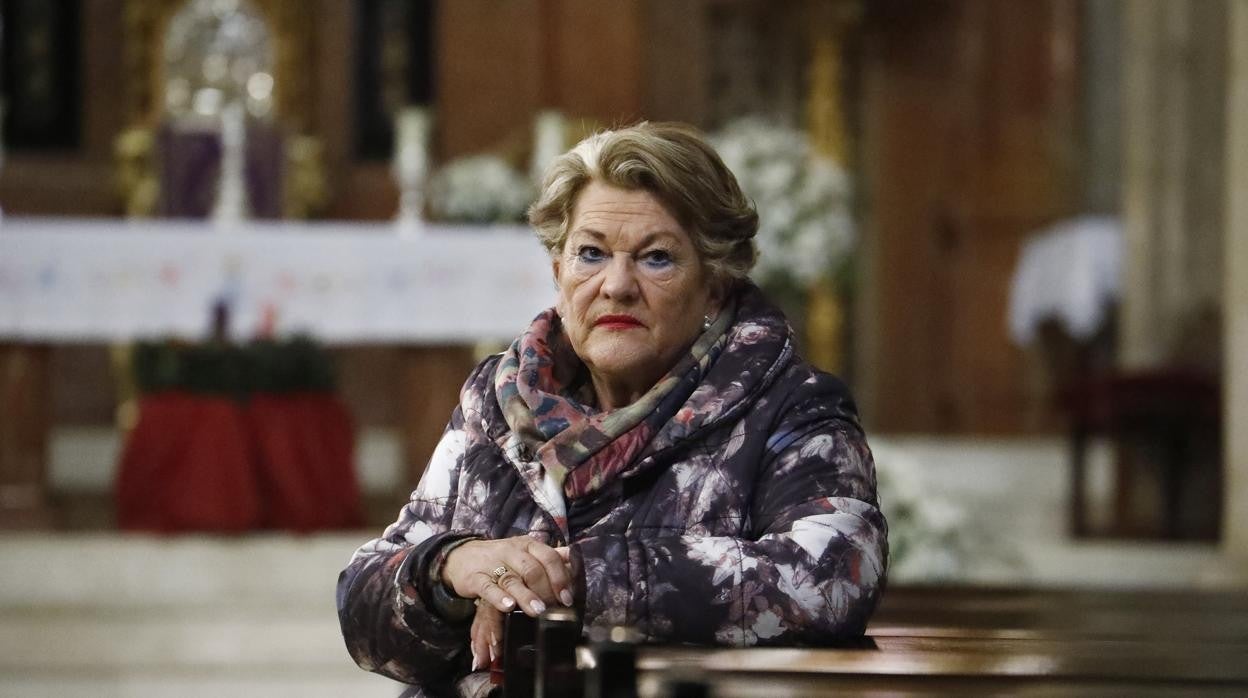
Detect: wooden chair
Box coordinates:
(1064, 369, 1222, 539)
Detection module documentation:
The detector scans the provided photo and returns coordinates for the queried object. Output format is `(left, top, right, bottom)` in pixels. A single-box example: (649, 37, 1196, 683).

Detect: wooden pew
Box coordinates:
(624, 587, 1248, 697)
(872, 587, 1248, 641)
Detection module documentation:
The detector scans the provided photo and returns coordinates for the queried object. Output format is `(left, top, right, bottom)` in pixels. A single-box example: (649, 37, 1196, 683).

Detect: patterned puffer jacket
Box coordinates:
(336, 286, 888, 695)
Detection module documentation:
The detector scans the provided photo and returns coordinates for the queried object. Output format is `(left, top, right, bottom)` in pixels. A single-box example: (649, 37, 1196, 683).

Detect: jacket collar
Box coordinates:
(477, 284, 795, 534)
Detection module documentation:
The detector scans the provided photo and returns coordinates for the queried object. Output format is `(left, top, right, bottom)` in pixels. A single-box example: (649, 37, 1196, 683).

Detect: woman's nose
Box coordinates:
(600, 256, 639, 301)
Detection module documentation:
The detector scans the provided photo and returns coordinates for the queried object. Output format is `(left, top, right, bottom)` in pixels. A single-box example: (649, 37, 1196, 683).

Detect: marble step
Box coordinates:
(0, 604, 356, 671)
(0, 533, 406, 697)
(0, 603, 404, 698)
(1, 673, 400, 698)
(0, 533, 368, 607)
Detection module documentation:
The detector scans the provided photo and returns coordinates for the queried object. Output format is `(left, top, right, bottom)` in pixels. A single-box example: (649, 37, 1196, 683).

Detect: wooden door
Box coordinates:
(856, 0, 1081, 434)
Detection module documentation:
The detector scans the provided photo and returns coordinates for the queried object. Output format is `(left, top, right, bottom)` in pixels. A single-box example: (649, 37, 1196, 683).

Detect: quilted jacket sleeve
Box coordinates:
(570, 390, 888, 646)
(335, 400, 477, 685)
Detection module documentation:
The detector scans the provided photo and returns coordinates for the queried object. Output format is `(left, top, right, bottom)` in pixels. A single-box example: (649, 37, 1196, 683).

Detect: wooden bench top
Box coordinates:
(627, 587, 1248, 696)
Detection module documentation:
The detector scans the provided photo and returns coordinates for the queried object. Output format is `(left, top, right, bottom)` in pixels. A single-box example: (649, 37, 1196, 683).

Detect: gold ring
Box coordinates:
(489, 565, 510, 585)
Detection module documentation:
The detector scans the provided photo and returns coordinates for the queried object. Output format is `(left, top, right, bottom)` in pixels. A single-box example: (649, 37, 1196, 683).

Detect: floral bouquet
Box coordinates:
(870, 443, 969, 581)
(427, 154, 535, 224)
(711, 117, 855, 291)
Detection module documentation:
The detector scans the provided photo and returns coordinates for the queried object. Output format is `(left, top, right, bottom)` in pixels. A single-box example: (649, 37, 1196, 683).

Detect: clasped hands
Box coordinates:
(441, 536, 574, 671)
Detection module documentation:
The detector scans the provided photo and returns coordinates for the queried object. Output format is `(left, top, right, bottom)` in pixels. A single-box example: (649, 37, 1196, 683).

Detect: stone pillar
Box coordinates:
(1081, 0, 1123, 215)
(1120, 0, 1228, 369)
(1224, 0, 1248, 564)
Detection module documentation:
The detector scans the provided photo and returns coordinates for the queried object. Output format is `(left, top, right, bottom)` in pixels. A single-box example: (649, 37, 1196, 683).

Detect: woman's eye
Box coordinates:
(641, 250, 674, 268)
(576, 245, 606, 263)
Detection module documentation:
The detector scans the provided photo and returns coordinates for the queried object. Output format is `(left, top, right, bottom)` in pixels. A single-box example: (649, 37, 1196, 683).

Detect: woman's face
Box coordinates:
(554, 181, 719, 402)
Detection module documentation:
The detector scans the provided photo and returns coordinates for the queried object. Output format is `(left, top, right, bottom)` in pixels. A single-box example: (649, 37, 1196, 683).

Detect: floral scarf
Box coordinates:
(494, 303, 735, 500)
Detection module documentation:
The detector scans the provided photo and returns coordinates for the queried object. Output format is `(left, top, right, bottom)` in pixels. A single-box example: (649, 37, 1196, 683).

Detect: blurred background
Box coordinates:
(0, 0, 1245, 695)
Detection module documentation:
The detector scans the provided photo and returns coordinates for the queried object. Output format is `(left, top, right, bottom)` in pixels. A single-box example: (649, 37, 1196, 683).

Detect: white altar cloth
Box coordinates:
(1007, 215, 1122, 346)
(0, 218, 556, 344)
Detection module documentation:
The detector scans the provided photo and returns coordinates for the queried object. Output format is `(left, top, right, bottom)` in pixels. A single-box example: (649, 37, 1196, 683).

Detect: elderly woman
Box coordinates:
(337, 122, 887, 695)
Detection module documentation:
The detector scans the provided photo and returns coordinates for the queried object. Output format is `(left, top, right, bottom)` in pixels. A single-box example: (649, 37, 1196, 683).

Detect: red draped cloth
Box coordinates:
(116, 391, 362, 533)
(116, 392, 263, 533)
(249, 393, 363, 531)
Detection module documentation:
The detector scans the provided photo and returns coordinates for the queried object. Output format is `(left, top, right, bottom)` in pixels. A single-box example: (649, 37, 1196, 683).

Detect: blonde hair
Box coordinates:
(528, 122, 758, 289)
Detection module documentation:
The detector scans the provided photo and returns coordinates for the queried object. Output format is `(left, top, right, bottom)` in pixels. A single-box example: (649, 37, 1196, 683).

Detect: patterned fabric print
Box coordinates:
(337, 284, 889, 696)
(493, 303, 734, 500)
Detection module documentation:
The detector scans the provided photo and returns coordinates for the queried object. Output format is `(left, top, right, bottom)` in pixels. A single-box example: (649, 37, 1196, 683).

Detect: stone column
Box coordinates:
(1224, 0, 1248, 565)
(1120, 0, 1228, 369)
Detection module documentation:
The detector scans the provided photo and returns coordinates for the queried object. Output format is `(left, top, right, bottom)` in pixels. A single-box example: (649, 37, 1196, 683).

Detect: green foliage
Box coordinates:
(132, 337, 336, 397)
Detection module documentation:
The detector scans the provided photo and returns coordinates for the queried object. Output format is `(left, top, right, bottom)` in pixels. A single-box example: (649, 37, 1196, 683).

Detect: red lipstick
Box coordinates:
(594, 314, 644, 329)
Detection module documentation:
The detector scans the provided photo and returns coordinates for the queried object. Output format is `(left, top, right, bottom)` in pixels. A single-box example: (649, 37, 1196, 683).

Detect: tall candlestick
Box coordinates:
(212, 101, 250, 226)
(394, 106, 432, 236)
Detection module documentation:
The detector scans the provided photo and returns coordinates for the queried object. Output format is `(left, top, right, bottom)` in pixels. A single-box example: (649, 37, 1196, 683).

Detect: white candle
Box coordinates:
(395, 107, 431, 177)
(530, 110, 565, 185)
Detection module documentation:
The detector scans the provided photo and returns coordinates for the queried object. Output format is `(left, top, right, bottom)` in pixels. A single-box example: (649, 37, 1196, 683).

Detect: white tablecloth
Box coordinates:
(1007, 216, 1122, 346)
(0, 218, 556, 344)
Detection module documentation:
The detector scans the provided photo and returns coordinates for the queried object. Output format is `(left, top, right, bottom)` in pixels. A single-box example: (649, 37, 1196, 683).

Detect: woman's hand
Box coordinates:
(469, 602, 504, 672)
(443, 537, 574, 616)
(465, 545, 574, 671)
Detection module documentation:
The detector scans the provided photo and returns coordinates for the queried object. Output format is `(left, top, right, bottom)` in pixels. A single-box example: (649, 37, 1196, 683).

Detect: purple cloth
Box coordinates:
(158, 120, 284, 219)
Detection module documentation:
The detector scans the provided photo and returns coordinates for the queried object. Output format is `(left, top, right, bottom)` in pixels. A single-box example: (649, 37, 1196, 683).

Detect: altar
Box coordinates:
(0, 218, 555, 343)
(0, 217, 556, 529)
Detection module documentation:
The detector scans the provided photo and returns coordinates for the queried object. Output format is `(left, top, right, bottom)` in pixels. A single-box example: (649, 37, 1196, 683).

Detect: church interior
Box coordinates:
(1, 0, 1246, 695)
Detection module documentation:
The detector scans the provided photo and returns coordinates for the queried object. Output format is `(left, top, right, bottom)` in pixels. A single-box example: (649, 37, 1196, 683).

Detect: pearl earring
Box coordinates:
(702, 314, 712, 331)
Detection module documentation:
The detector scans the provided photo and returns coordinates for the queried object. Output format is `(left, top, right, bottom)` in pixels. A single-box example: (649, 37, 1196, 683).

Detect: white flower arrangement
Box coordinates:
(711, 117, 855, 289)
(427, 154, 535, 224)
(870, 443, 1025, 583)
(871, 444, 968, 581)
